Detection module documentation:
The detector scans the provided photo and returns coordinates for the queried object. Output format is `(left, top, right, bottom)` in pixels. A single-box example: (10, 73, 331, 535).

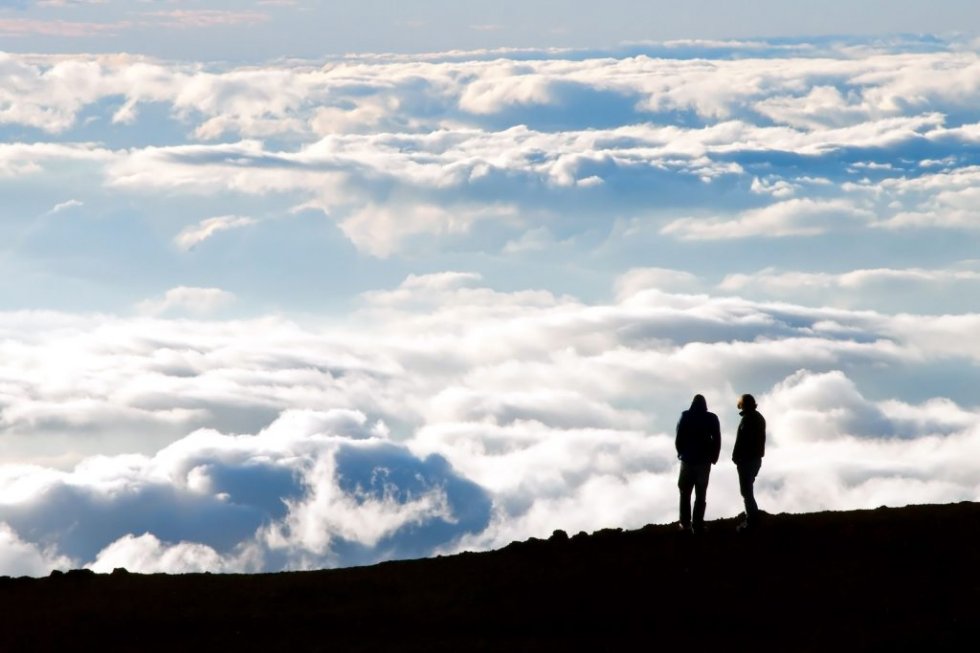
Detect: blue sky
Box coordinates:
(0, 1, 979, 576)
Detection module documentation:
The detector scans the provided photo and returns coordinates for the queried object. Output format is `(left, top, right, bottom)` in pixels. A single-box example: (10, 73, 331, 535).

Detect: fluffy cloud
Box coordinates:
(90, 533, 252, 575)
(0, 522, 72, 577)
(1, 37, 980, 576)
(0, 274, 977, 576)
(1, 41, 979, 258)
(0, 406, 492, 573)
(758, 369, 980, 513)
(718, 263, 980, 312)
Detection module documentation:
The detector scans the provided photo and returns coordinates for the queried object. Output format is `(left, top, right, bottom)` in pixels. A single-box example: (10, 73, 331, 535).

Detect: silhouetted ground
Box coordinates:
(1, 502, 977, 651)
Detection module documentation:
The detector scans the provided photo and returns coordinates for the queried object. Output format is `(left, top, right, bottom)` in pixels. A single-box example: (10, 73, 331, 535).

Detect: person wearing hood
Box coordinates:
(733, 393, 766, 531)
(675, 394, 721, 534)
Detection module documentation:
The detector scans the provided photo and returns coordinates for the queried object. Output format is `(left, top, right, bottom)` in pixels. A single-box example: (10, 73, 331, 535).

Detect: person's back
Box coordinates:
(676, 403, 722, 465)
(674, 395, 721, 533)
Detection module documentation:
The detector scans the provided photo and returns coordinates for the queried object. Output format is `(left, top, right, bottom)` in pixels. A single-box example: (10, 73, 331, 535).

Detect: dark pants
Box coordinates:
(737, 458, 762, 523)
(678, 462, 711, 529)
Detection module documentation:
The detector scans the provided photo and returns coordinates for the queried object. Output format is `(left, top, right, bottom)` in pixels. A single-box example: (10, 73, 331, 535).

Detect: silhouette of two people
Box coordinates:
(675, 393, 766, 533)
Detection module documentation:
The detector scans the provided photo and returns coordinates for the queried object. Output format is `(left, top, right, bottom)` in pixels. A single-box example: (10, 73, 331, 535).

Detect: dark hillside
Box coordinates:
(1, 502, 977, 652)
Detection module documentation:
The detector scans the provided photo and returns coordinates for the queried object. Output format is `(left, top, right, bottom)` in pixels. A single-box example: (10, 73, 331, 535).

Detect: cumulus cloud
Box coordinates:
(1, 41, 980, 257)
(0, 274, 978, 576)
(1, 38, 980, 576)
(0, 407, 492, 574)
(758, 369, 980, 513)
(0, 522, 72, 577)
(877, 181, 980, 231)
(89, 533, 252, 575)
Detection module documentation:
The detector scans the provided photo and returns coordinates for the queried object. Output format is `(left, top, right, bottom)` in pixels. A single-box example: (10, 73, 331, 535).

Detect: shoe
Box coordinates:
(692, 523, 707, 535)
(736, 520, 752, 532)
(678, 522, 692, 533)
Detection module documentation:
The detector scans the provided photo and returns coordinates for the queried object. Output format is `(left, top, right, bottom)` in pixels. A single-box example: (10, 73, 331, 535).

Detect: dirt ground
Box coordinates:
(0, 501, 976, 652)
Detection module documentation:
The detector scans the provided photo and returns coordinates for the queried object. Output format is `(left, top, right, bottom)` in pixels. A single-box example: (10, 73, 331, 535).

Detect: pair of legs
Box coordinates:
(678, 462, 711, 531)
(737, 458, 762, 525)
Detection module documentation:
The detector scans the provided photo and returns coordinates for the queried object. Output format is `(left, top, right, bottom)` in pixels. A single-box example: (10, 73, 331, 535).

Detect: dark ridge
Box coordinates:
(1, 502, 977, 652)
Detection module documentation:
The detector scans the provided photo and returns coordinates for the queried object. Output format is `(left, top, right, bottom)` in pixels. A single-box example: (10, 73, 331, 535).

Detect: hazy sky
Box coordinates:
(0, 2, 979, 577)
(1, 1, 979, 59)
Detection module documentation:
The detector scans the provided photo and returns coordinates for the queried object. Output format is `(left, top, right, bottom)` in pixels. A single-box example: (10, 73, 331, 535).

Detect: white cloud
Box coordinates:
(878, 184, 980, 230)
(0, 275, 976, 575)
(136, 287, 236, 316)
(339, 203, 518, 258)
(46, 199, 83, 215)
(89, 533, 255, 574)
(721, 266, 980, 293)
(615, 267, 702, 300)
(661, 199, 873, 240)
(0, 141, 112, 176)
(0, 17, 122, 38)
(1, 43, 977, 258)
(141, 10, 270, 29)
(718, 264, 980, 312)
(754, 85, 871, 130)
(1, 37, 980, 575)
(0, 522, 72, 576)
(174, 215, 257, 251)
(502, 227, 562, 254)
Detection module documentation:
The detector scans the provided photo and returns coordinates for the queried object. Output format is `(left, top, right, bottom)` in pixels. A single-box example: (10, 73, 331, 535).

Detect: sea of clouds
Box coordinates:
(1, 36, 979, 575)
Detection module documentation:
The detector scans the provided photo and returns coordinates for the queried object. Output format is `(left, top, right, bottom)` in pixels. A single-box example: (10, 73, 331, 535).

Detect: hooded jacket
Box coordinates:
(675, 395, 721, 465)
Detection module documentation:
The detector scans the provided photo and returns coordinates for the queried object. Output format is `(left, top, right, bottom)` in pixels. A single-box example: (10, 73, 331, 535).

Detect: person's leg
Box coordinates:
(737, 459, 761, 523)
(692, 464, 710, 531)
(678, 463, 695, 528)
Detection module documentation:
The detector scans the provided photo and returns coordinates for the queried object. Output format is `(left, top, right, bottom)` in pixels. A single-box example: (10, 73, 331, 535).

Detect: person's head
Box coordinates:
(737, 394, 757, 412)
(690, 394, 707, 412)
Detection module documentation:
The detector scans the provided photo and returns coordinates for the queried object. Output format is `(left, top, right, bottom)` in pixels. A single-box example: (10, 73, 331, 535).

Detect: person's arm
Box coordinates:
(675, 414, 685, 460)
(711, 414, 721, 464)
(732, 418, 743, 463)
(758, 413, 766, 458)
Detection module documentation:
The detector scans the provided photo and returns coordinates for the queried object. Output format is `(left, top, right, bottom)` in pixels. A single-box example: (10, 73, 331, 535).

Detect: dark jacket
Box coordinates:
(676, 399, 721, 465)
(733, 409, 766, 464)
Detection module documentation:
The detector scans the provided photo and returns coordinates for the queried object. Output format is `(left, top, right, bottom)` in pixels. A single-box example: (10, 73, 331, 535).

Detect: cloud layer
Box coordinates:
(2, 39, 980, 307)
(1, 36, 980, 575)
(0, 273, 978, 576)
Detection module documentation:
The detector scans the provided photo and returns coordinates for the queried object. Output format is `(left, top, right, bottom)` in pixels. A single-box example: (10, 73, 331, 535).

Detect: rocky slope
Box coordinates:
(1, 501, 976, 651)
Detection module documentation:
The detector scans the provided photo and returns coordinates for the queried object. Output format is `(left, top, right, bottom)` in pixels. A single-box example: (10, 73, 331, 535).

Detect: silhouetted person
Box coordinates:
(733, 393, 766, 531)
(675, 394, 721, 534)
